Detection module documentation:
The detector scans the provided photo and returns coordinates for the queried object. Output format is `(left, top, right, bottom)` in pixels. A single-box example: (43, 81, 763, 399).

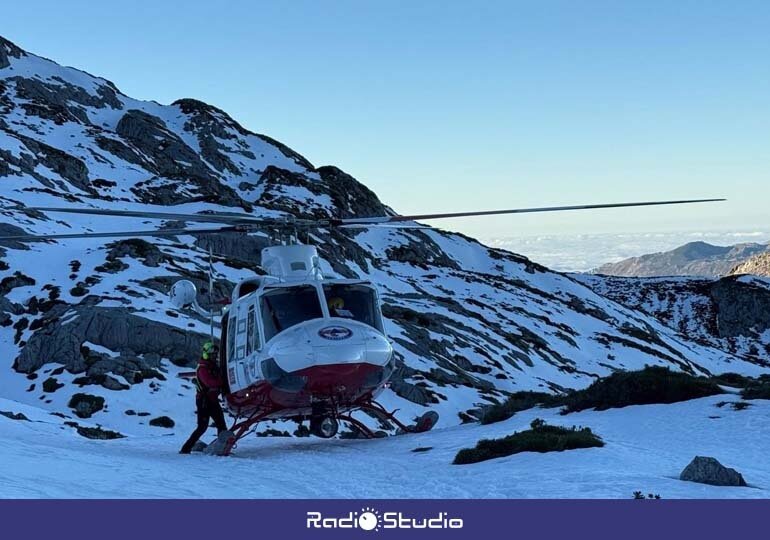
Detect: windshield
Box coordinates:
(322, 283, 383, 331)
(260, 285, 323, 342)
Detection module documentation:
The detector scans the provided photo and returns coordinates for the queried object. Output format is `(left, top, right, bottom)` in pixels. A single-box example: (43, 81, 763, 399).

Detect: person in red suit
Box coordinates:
(179, 342, 228, 454)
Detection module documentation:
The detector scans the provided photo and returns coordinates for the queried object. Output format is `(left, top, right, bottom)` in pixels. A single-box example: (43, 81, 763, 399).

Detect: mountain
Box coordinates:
(729, 252, 770, 277)
(0, 35, 767, 440)
(592, 241, 768, 278)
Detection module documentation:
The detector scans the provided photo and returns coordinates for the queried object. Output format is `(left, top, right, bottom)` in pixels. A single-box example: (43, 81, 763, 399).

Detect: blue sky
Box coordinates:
(3, 1, 768, 238)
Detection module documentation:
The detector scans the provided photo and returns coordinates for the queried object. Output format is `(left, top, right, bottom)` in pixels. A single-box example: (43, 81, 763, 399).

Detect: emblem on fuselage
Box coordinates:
(318, 325, 353, 341)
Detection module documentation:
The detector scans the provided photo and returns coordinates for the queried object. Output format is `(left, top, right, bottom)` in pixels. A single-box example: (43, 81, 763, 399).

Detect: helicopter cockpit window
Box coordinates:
(260, 285, 323, 342)
(322, 284, 383, 331)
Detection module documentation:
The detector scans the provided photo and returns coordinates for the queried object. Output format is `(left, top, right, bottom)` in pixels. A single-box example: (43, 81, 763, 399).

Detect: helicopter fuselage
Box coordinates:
(217, 245, 395, 422)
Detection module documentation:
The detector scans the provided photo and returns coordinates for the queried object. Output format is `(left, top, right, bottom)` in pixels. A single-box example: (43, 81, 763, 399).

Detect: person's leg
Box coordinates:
(179, 398, 211, 454)
(209, 398, 228, 434)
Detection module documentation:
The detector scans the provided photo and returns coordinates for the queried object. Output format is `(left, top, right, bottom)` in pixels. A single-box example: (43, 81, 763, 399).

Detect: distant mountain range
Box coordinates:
(593, 241, 769, 278)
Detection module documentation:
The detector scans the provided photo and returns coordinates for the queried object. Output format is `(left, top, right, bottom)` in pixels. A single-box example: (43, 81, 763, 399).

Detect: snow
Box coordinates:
(0, 395, 768, 498)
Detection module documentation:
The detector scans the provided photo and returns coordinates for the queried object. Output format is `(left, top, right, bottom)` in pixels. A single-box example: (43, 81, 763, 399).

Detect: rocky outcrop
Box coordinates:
(316, 166, 390, 218)
(13, 77, 121, 125)
(0, 36, 25, 69)
(116, 109, 210, 179)
(594, 242, 767, 278)
(11, 133, 92, 192)
(680, 456, 747, 487)
(15, 305, 209, 375)
(710, 276, 770, 338)
(730, 252, 770, 277)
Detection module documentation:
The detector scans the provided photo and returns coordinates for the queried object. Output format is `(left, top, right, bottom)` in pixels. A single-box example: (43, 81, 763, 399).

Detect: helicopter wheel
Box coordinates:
(310, 416, 339, 438)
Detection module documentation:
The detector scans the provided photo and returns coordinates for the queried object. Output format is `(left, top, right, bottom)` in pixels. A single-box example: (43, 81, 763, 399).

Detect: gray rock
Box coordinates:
(16, 306, 209, 375)
(710, 276, 770, 338)
(67, 393, 105, 419)
(0, 223, 33, 250)
(680, 456, 747, 487)
(12, 133, 92, 192)
(117, 109, 207, 176)
(103, 239, 169, 268)
(0, 271, 35, 295)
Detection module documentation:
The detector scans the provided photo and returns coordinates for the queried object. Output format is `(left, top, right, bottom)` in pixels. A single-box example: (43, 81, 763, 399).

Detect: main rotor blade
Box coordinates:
(337, 224, 431, 229)
(334, 198, 726, 225)
(0, 226, 244, 242)
(28, 207, 278, 225)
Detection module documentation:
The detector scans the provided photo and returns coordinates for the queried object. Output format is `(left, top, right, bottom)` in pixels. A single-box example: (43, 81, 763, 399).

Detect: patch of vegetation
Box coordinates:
(711, 372, 754, 388)
(256, 428, 291, 437)
(69, 283, 89, 297)
(633, 491, 661, 500)
(73, 374, 130, 391)
(453, 419, 603, 465)
(480, 391, 561, 425)
(560, 366, 723, 414)
(42, 377, 64, 393)
(64, 421, 124, 440)
(741, 379, 770, 400)
(67, 393, 105, 418)
(0, 410, 29, 421)
(149, 416, 175, 428)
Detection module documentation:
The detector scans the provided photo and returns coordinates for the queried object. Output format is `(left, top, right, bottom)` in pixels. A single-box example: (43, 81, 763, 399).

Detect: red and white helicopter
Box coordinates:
(1, 198, 723, 454)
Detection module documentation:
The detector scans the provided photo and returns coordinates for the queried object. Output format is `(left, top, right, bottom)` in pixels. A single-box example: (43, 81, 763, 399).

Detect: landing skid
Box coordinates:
(209, 402, 439, 456)
(343, 401, 439, 439)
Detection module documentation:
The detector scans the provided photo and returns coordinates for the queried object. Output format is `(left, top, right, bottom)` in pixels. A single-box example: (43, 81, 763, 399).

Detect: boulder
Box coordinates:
(67, 393, 105, 419)
(680, 456, 747, 487)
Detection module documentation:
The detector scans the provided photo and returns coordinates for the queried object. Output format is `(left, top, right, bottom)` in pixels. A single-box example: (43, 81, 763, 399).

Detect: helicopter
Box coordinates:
(0, 198, 724, 455)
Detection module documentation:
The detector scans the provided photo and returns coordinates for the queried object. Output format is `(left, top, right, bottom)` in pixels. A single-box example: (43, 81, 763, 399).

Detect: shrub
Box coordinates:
(741, 381, 770, 400)
(711, 372, 753, 388)
(633, 491, 661, 500)
(480, 391, 562, 425)
(453, 419, 603, 465)
(560, 366, 723, 414)
(42, 377, 64, 393)
(65, 422, 124, 440)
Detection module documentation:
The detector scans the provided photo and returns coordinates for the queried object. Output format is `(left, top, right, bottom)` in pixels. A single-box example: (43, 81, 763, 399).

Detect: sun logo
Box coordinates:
(357, 507, 382, 532)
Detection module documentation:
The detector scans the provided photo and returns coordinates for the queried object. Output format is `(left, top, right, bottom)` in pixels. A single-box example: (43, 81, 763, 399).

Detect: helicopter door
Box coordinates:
(230, 301, 251, 389)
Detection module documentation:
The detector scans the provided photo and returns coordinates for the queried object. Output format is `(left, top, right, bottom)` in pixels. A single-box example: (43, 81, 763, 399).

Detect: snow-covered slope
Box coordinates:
(1, 35, 767, 441)
(2, 394, 768, 498)
(578, 274, 770, 364)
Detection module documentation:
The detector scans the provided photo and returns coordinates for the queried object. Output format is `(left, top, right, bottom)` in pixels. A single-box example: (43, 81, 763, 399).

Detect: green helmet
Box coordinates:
(202, 341, 217, 361)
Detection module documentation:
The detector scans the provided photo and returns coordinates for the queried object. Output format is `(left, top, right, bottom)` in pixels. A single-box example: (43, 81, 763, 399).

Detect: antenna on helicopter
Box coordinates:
(168, 245, 223, 327)
(208, 245, 215, 340)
